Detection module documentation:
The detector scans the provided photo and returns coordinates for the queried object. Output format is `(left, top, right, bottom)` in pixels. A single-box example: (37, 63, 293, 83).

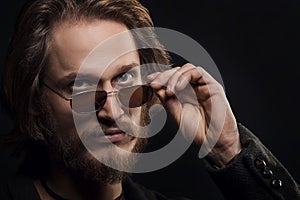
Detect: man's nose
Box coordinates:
(96, 92, 124, 123)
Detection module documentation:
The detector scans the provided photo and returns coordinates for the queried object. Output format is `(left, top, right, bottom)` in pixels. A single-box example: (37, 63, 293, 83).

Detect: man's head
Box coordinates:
(2, 0, 170, 183)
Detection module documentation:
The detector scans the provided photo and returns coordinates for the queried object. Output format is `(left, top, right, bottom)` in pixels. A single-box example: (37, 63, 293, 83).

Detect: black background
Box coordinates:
(1, 0, 300, 199)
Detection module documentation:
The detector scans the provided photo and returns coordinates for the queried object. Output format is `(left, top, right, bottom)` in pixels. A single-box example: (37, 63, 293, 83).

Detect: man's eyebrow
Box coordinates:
(118, 62, 140, 73)
(56, 72, 77, 83)
(56, 63, 140, 84)
(52, 72, 77, 85)
(57, 72, 98, 84)
(64, 72, 77, 80)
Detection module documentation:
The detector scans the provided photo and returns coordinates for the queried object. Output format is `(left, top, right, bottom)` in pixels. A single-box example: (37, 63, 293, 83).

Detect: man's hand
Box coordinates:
(147, 63, 241, 167)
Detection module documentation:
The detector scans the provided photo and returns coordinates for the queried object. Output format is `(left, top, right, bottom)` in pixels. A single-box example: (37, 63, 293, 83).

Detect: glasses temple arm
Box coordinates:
(41, 82, 72, 101)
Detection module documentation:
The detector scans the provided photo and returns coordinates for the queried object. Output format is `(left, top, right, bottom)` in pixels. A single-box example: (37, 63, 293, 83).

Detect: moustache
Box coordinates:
(79, 119, 140, 144)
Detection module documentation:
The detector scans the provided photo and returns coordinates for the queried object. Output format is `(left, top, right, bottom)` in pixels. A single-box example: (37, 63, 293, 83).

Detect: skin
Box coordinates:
(38, 20, 142, 200)
(35, 19, 241, 199)
(148, 64, 242, 167)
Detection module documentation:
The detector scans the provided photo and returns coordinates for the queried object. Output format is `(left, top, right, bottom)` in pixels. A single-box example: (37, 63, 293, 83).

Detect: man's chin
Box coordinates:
(85, 139, 142, 171)
(57, 137, 147, 184)
(62, 148, 127, 184)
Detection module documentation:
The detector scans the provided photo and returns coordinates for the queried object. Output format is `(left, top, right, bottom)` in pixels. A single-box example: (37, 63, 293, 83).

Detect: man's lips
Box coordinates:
(104, 129, 127, 143)
(86, 129, 134, 144)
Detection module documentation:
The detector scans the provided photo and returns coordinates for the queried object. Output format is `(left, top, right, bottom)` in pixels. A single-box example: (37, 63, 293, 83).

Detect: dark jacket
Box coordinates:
(0, 123, 299, 200)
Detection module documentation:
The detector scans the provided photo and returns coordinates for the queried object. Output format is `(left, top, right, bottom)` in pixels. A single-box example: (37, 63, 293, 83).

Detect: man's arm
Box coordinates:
(204, 123, 300, 200)
(148, 63, 300, 199)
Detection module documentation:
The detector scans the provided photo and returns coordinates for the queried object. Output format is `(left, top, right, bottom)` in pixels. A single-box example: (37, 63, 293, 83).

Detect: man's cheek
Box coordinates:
(71, 113, 102, 138)
(128, 107, 142, 125)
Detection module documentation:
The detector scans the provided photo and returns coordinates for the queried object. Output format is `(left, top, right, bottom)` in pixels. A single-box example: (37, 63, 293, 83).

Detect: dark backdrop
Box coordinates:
(1, 0, 299, 199)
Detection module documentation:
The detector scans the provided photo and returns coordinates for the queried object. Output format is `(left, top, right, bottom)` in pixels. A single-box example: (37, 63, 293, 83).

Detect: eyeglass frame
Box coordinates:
(41, 82, 153, 113)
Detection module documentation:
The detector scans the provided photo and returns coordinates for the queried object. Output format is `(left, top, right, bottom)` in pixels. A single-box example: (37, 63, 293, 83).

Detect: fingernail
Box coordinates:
(166, 87, 174, 96)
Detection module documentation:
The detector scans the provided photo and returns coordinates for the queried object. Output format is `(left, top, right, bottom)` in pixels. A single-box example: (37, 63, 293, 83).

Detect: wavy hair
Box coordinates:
(1, 0, 171, 143)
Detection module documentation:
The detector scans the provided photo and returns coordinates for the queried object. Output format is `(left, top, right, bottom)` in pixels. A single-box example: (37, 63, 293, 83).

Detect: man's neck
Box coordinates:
(34, 162, 122, 200)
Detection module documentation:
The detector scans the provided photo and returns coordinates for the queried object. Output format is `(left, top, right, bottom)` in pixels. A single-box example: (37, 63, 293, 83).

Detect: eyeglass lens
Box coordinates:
(70, 85, 153, 113)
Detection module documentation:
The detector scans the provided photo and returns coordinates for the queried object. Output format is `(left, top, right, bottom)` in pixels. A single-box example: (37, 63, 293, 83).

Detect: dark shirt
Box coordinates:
(0, 173, 189, 200)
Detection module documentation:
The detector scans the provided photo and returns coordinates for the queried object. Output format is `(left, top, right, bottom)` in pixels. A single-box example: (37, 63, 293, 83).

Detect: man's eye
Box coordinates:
(69, 80, 94, 91)
(117, 73, 134, 84)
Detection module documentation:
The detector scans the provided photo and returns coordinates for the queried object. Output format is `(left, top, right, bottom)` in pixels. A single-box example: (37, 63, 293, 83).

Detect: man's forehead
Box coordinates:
(50, 20, 131, 51)
(79, 51, 140, 74)
(79, 36, 139, 75)
(47, 19, 140, 81)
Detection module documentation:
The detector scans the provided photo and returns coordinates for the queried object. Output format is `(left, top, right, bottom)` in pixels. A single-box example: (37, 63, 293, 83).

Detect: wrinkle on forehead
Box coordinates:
(79, 31, 138, 76)
(46, 19, 138, 80)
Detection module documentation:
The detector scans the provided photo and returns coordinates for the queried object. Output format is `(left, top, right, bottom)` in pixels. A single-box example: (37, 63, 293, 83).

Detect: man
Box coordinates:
(0, 0, 299, 199)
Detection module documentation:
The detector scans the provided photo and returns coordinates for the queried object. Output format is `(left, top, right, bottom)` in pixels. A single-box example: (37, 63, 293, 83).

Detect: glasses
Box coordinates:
(42, 82, 153, 113)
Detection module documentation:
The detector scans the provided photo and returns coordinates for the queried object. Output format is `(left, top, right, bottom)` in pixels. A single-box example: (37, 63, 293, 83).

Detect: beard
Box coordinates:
(38, 95, 148, 185)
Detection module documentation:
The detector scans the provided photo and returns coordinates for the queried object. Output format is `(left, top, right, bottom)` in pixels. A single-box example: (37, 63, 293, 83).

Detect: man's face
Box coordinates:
(42, 19, 146, 183)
